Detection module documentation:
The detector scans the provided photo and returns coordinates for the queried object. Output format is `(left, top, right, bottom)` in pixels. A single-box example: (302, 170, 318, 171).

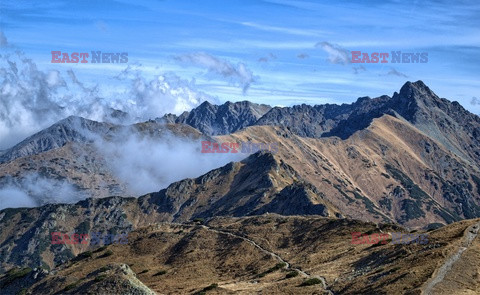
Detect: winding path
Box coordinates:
(422, 221, 480, 295)
(199, 225, 333, 294)
(159, 221, 334, 294)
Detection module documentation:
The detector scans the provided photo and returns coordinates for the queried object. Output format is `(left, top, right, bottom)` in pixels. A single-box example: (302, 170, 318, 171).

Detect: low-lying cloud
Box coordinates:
(96, 130, 246, 196)
(0, 173, 87, 210)
(0, 34, 248, 210)
(0, 122, 248, 209)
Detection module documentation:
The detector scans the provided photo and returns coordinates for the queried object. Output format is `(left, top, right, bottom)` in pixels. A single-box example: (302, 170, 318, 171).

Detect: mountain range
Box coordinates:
(0, 80, 479, 294)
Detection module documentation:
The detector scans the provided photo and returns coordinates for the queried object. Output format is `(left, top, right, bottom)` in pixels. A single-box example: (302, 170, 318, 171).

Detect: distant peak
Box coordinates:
(199, 100, 213, 106)
(195, 100, 217, 112)
(399, 80, 433, 97)
(394, 81, 441, 110)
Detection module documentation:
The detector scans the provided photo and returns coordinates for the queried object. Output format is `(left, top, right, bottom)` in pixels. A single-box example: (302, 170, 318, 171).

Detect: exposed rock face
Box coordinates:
(392, 81, 480, 166)
(161, 100, 272, 135)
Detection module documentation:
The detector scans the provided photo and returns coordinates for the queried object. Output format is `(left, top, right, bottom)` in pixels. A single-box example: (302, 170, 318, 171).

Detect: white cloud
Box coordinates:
(95, 131, 246, 196)
(175, 52, 255, 94)
(258, 53, 277, 63)
(385, 68, 408, 78)
(0, 173, 86, 210)
(315, 41, 351, 65)
(0, 187, 36, 210)
(297, 53, 309, 59)
(175, 39, 315, 51)
(240, 21, 326, 37)
(353, 65, 366, 75)
(0, 47, 215, 149)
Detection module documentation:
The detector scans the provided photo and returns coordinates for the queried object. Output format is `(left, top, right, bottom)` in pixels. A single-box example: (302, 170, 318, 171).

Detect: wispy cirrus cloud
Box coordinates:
(240, 21, 326, 37)
(315, 41, 351, 65)
(2, 0, 479, 115)
(174, 52, 255, 94)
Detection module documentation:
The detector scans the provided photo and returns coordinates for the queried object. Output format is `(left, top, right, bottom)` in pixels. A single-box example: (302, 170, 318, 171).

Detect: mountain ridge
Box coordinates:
(1, 80, 480, 294)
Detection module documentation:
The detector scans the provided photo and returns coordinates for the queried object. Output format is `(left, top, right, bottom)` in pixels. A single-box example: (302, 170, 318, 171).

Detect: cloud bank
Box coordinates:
(0, 123, 247, 209)
(96, 130, 245, 196)
(0, 48, 215, 150)
(0, 35, 241, 210)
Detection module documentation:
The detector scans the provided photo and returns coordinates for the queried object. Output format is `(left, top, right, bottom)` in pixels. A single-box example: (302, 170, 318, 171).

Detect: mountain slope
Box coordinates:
(3, 215, 479, 295)
(0, 119, 212, 206)
(216, 115, 480, 228)
(138, 151, 340, 222)
(0, 81, 479, 266)
(165, 81, 479, 170)
(0, 151, 340, 272)
(1, 82, 479, 227)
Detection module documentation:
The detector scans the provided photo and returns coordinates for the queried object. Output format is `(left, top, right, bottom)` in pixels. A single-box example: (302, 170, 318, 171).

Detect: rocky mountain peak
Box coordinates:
(399, 80, 430, 96)
(396, 80, 439, 106)
(196, 100, 216, 111)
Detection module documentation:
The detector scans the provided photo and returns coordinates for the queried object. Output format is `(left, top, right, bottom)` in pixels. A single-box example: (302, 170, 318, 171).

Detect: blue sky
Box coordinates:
(1, 0, 480, 114)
